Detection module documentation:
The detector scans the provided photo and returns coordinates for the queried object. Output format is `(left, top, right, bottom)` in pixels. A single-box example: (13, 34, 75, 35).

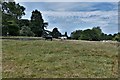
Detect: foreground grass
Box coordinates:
(2, 39, 119, 78)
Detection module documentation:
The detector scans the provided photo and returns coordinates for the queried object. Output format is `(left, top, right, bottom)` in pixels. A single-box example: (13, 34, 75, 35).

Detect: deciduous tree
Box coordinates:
(51, 28, 61, 38)
(2, 1, 25, 36)
(30, 10, 44, 37)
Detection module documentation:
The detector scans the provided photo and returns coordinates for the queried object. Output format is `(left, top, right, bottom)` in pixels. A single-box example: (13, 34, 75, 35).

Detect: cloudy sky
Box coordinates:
(16, 1, 118, 36)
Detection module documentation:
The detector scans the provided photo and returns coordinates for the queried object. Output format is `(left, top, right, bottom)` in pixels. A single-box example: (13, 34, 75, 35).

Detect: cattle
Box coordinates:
(59, 36, 67, 41)
(44, 35, 53, 41)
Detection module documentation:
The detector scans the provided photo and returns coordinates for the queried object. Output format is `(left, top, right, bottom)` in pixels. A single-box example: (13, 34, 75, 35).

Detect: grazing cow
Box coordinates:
(44, 35, 53, 41)
(59, 36, 67, 41)
(102, 40, 108, 42)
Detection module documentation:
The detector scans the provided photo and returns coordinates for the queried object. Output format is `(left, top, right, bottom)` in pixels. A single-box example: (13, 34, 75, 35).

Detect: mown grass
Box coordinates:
(2, 39, 119, 78)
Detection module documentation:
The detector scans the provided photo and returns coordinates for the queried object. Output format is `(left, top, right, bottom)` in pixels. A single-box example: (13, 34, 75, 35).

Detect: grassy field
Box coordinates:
(2, 39, 119, 78)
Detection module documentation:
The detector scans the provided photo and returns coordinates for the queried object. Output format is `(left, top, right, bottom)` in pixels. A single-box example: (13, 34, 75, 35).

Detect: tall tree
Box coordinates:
(30, 10, 44, 37)
(91, 27, 102, 41)
(2, 2, 25, 19)
(71, 30, 82, 40)
(2, 1, 25, 36)
(51, 28, 61, 38)
(64, 32, 68, 38)
(2, 2, 25, 21)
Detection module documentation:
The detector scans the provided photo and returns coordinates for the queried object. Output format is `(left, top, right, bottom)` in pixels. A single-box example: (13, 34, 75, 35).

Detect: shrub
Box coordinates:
(20, 26, 35, 36)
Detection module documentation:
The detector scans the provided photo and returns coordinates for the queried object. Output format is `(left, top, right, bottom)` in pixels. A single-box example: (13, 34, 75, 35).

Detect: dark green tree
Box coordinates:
(7, 20, 19, 36)
(107, 34, 113, 40)
(2, 2, 25, 19)
(113, 33, 120, 42)
(18, 19, 30, 29)
(91, 27, 102, 41)
(101, 33, 107, 40)
(30, 10, 44, 37)
(71, 30, 82, 40)
(2, 1, 25, 36)
(64, 32, 68, 38)
(80, 29, 93, 40)
(51, 28, 61, 38)
(101, 33, 113, 40)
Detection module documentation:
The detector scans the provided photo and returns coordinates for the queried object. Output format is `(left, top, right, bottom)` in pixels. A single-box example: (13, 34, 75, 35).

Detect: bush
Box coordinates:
(113, 33, 120, 42)
(20, 26, 35, 36)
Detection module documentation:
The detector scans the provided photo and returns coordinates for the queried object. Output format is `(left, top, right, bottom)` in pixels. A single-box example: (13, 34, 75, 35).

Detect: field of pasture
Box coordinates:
(2, 39, 119, 78)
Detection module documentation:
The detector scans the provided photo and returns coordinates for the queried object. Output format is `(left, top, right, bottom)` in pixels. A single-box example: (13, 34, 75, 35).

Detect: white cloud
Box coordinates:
(41, 10, 118, 35)
(42, 11, 118, 24)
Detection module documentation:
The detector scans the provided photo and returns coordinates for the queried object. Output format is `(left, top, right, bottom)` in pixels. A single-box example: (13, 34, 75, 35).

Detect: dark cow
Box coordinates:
(44, 35, 53, 41)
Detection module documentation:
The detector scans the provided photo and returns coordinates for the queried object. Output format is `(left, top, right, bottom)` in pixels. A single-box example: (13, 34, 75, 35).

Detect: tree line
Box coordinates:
(2, 2, 45, 37)
(71, 27, 120, 41)
(1, 1, 120, 42)
(2, 1, 67, 38)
